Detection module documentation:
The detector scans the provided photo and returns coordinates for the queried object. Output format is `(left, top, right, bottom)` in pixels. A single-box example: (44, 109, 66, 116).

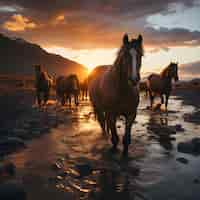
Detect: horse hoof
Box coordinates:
(110, 146, 119, 154)
(122, 147, 128, 156)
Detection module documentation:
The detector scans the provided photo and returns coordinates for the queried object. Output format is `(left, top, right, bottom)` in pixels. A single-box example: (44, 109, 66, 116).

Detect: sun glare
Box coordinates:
(45, 47, 117, 72)
(45, 46, 200, 78)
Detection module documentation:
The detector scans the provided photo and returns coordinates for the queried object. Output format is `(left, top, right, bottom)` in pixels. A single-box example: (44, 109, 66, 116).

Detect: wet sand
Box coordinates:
(1, 88, 200, 200)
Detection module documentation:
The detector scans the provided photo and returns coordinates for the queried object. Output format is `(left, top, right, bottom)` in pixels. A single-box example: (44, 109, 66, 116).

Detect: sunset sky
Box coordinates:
(0, 0, 200, 79)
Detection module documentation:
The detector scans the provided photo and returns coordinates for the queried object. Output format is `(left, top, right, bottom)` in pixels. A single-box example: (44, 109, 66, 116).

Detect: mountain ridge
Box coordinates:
(0, 33, 88, 80)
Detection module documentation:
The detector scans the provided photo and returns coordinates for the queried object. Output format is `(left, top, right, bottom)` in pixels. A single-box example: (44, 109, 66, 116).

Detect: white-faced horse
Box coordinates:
(88, 34, 143, 155)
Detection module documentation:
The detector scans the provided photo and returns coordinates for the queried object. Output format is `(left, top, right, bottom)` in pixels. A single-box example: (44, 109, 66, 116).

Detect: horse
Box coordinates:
(88, 33, 143, 155)
(56, 74, 80, 106)
(146, 62, 179, 110)
(34, 65, 53, 106)
(80, 78, 88, 100)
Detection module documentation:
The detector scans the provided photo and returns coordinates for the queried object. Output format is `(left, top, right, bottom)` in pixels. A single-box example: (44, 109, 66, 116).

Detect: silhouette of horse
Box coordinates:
(146, 62, 179, 110)
(56, 74, 80, 106)
(88, 33, 143, 155)
(80, 78, 88, 100)
(34, 65, 53, 106)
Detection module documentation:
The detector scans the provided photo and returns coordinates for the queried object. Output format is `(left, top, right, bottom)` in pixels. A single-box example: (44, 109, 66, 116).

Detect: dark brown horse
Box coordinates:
(80, 78, 88, 100)
(146, 62, 179, 110)
(56, 74, 80, 106)
(34, 65, 53, 106)
(88, 33, 143, 155)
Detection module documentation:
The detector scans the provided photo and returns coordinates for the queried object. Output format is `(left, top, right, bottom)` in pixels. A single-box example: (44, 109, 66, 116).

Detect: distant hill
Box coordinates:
(0, 33, 88, 80)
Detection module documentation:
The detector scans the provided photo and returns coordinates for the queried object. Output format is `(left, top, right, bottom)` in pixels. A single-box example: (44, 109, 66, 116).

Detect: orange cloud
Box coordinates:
(56, 15, 65, 22)
(3, 14, 36, 31)
(51, 14, 65, 25)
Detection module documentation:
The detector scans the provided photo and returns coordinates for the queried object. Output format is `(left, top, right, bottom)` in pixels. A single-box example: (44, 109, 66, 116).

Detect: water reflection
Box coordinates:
(5, 96, 200, 200)
(147, 113, 174, 151)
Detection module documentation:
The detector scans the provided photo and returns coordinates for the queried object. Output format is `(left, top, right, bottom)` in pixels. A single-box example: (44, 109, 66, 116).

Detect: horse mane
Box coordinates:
(160, 63, 172, 78)
(113, 46, 126, 68)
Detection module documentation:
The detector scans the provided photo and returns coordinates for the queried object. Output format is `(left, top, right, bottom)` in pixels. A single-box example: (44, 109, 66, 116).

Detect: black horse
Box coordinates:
(34, 65, 53, 106)
(80, 78, 88, 100)
(56, 74, 80, 106)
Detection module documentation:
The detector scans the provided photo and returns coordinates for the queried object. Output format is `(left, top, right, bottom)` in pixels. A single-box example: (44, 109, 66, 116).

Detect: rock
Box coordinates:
(175, 124, 185, 132)
(194, 178, 200, 184)
(0, 162, 16, 177)
(76, 164, 93, 178)
(147, 124, 176, 137)
(178, 138, 200, 155)
(176, 157, 189, 164)
(0, 182, 26, 200)
(191, 138, 200, 153)
(14, 129, 30, 140)
(178, 142, 194, 154)
(0, 137, 25, 154)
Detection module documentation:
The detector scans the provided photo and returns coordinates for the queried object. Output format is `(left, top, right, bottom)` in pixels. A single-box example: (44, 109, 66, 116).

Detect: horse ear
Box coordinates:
(123, 33, 129, 46)
(138, 34, 143, 42)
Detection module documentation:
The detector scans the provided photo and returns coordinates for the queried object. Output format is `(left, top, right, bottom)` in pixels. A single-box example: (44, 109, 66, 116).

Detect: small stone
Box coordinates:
(0, 162, 16, 177)
(0, 137, 26, 153)
(194, 178, 200, 184)
(76, 164, 93, 178)
(176, 157, 189, 164)
(178, 138, 200, 155)
(175, 124, 185, 132)
(0, 183, 26, 200)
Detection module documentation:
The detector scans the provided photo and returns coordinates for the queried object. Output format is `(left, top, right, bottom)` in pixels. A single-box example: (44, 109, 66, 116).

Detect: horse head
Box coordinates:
(33, 64, 41, 73)
(116, 33, 143, 86)
(168, 62, 179, 82)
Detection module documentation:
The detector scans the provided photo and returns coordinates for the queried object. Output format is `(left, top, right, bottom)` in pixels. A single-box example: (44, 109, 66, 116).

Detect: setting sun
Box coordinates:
(45, 45, 200, 79)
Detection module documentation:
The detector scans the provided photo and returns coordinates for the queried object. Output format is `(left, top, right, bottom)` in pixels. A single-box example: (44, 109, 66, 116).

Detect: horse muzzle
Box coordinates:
(128, 77, 140, 86)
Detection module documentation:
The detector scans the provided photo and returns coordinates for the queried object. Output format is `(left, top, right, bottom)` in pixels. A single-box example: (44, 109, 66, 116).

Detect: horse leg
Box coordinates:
(149, 91, 154, 108)
(110, 114, 119, 149)
(68, 95, 71, 106)
(105, 112, 111, 134)
(36, 91, 42, 106)
(75, 94, 79, 106)
(96, 110, 106, 134)
(85, 89, 88, 99)
(123, 114, 135, 155)
(44, 89, 49, 105)
(82, 91, 84, 100)
(61, 94, 65, 106)
(165, 94, 169, 111)
(160, 95, 164, 104)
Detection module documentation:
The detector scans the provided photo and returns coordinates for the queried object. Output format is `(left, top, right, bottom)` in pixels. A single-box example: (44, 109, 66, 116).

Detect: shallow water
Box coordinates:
(5, 95, 200, 200)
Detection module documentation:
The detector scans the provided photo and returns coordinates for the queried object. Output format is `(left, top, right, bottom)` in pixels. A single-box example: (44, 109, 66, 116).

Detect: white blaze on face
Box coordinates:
(129, 48, 137, 81)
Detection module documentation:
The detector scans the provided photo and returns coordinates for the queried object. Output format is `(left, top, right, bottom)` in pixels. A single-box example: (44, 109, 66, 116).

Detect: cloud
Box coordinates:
(180, 60, 200, 76)
(143, 27, 200, 51)
(3, 14, 36, 31)
(0, 0, 199, 49)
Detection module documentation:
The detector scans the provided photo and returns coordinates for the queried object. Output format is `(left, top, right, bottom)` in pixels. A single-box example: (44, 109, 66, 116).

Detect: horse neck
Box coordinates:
(110, 47, 130, 92)
(160, 68, 173, 87)
(35, 70, 41, 82)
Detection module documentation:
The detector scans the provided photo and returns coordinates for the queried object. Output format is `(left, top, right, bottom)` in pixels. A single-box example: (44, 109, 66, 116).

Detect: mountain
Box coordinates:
(0, 33, 88, 80)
